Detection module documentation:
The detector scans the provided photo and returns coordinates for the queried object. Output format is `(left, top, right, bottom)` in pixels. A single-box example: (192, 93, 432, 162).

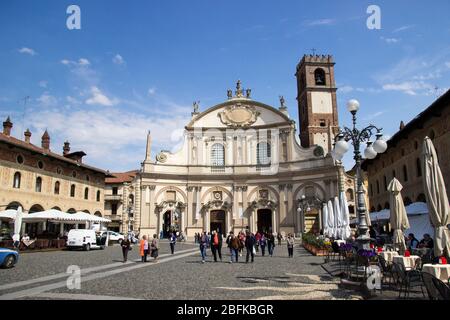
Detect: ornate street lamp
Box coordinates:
(332, 99, 387, 249)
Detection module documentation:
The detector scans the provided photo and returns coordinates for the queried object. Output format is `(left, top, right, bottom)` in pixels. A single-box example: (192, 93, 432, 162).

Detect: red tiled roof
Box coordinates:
(106, 170, 138, 184)
(0, 132, 109, 175)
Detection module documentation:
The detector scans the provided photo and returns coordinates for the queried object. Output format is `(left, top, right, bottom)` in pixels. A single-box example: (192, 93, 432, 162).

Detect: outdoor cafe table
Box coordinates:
(422, 264, 450, 282)
(334, 240, 346, 247)
(393, 255, 420, 270)
(379, 251, 399, 263)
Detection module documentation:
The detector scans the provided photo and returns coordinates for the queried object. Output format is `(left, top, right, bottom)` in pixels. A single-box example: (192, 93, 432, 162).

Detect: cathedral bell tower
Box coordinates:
(295, 54, 339, 154)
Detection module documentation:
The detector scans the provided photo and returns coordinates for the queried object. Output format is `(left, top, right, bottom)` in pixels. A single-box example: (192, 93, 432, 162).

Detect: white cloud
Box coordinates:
(112, 54, 125, 65)
(18, 47, 37, 56)
(36, 92, 58, 107)
(392, 25, 414, 33)
(85, 86, 118, 106)
(29, 108, 190, 171)
(380, 36, 400, 44)
(339, 86, 354, 94)
(39, 80, 48, 88)
(148, 87, 156, 95)
(382, 81, 433, 96)
(78, 58, 90, 66)
(305, 19, 336, 26)
(61, 59, 71, 65)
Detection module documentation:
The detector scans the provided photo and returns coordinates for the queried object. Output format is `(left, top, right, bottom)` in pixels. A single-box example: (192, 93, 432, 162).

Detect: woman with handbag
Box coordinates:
(150, 234, 159, 261)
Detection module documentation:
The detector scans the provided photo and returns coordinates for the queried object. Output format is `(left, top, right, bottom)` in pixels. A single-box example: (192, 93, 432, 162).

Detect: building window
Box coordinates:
(416, 158, 422, 177)
(112, 187, 118, 195)
(70, 184, 76, 197)
(314, 68, 326, 85)
(414, 140, 419, 150)
(16, 155, 24, 164)
(96, 190, 101, 202)
(72, 170, 77, 178)
(111, 203, 118, 215)
(54, 181, 60, 195)
(211, 143, 225, 171)
(348, 205, 355, 214)
(403, 165, 408, 182)
(85, 175, 90, 182)
(13, 172, 21, 189)
(56, 167, 62, 175)
(84, 187, 89, 200)
(319, 119, 326, 127)
(392, 170, 396, 178)
(35, 177, 42, 192)
(257, 142, 271, 166)
(37, 160, 44, 169)
(346, 189, 354, 201)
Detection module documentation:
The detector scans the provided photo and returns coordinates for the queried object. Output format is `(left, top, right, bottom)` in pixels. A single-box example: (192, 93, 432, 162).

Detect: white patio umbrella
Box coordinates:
(362, 184, 372, 227)
(322, 202, 329, 237)
(12, 206, 23, 244)
(333, 196, 341, 239)
(388, 178, 409, 253)
(0, 209, 17, 220)
(339, 191, 351, 240)
(327, 200, 335, 238)
(422, 136, 450, 258)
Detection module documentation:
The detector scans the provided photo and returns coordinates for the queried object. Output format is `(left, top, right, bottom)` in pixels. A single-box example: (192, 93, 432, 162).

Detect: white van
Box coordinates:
(66, 229, 105, 251)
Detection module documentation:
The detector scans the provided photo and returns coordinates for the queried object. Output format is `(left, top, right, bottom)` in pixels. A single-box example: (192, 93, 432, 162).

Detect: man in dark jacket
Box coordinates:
(211, 229, 223, 262)
(245, 231, 256, 263)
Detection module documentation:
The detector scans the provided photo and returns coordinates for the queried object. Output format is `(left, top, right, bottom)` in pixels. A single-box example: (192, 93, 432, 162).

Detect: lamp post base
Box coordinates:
(356, 234, 371, 250)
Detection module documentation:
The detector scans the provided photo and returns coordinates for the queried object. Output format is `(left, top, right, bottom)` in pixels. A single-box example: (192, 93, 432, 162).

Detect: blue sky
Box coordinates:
(0, 0, 449, 172)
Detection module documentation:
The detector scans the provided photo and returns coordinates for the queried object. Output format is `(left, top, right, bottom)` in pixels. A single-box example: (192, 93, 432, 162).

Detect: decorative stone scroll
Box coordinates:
(218, 103, 260, 128)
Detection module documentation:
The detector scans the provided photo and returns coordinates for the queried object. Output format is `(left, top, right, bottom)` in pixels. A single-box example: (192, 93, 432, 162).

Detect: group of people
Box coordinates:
(406, 233, 434, 251)
(120, 233, 160, 263)
(197, 228, 296, 263)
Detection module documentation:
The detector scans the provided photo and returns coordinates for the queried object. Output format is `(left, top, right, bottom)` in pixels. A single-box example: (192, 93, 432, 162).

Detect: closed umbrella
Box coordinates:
(362, 184, 372, 227)
(333, 197, 341, 239)
(327, 200, 335, 239)
(388, 178, 409, 253)
(422, 137, 450, 258)
(322, 202, 329, 237)
(339, 191, 351, 240)
(12, 206, 23, 246)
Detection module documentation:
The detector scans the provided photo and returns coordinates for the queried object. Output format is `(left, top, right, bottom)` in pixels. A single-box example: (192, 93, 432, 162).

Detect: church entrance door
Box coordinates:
(257, 209, 272, 234)
(210, 210, 226, 234)
(162, 210, 172, 238)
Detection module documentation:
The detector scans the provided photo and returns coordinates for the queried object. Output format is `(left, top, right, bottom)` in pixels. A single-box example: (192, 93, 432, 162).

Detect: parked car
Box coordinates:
(0, 248, 19, 268)
(66, 229, 106, 251)
(102, 231, 125, 243)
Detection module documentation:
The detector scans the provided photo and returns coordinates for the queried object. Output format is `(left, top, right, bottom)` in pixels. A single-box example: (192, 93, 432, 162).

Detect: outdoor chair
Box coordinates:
(432, 277, 450, 300)
(378, 254, 394, 288)
(391, 262, 425, 299)
(422, 272, 441, 300)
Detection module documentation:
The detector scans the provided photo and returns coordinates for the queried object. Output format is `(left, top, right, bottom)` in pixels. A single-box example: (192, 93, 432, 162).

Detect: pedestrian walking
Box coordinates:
(211, 230, 223, 262)
(199, 231, 209, 263)
(277, 233, 283, 246)
(169, 232, 176, 254)
(150, 234, 159, 261)
(245, 231, 256, 263)
(286, 233, 294, 258)
(255, 232, 261, 252)
(267, 232, 275, 257)
(238, 231, 245, 257)
(226, 231, 240, 263)
(121, 236, 131, 262)
(140, 235, 149, 262)
(259, 233, 267, 256)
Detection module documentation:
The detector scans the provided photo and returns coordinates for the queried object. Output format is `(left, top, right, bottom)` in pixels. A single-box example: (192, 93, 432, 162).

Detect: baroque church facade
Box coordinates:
(131, 55, 344, 239)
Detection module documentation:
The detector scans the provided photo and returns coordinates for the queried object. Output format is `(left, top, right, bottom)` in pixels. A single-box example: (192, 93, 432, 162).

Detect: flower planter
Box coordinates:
(303, 243, 328, 256)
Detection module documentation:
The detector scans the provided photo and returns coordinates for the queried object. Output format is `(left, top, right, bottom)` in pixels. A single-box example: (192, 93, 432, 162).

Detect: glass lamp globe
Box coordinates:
(334, 140, 349, 155)
(346, 99, 360, 113)
(373, 134, 388, 153)
(333, 149, 344, 161)
(364, 142, 378, 159)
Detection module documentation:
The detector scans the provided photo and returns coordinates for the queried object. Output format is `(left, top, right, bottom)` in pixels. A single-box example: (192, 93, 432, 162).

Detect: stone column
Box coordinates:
(272, 208, 277, 233)
(149, 186, 155, 228)
(287, 184, 293, 226)
(278, 184, 286, 226)
(187, 186, 194, 228)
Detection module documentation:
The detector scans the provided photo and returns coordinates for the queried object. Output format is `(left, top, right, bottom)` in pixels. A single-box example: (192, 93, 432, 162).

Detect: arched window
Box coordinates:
(129, 194, 135, 205)
(403, 165, 408, 182)
(346, 189, 354, 201)
(84, 187, 89, 200)
(96, 190, 101, 202)
(54, 181, 60, 195)
(314, 68, 326, 85)
(13, 172, 21, 189)
(70, 184, 76, 197)
(35, 177, 42, 192)
(257, 142, 271, 166)
(416, 158, 422, 177)
(211, 143, 225, 167)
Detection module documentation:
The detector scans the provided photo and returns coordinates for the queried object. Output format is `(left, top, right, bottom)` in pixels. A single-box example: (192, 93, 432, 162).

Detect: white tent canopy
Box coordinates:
(2, 209, 110, 224)
(73, 212, 111, 223)
(350, 202, 429, 224)
(0, 209, 19, 220)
